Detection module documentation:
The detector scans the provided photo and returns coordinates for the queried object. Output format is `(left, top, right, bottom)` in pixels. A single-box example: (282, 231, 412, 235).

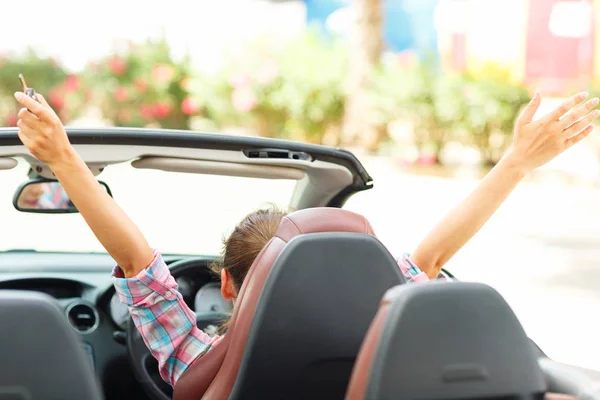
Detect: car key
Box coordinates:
(18, 73, 38, 100)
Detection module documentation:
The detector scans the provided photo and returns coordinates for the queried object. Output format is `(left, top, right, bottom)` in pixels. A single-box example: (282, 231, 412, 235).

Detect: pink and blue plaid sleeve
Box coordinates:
(112, 251, 220, 386)
(397, 254, 447, 283)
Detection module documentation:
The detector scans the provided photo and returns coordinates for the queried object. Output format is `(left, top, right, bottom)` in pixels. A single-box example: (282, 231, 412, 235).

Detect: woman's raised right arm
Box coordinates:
(14, 91, 153, 277)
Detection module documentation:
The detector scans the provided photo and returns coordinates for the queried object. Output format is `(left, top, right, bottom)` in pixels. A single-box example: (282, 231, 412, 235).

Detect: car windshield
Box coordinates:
(0, 158, 296, 255)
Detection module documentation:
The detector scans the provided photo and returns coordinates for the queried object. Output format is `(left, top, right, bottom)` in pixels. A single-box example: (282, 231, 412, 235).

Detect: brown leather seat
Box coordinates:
(346, 281, 547, 400)
(174, 207, 405, 400)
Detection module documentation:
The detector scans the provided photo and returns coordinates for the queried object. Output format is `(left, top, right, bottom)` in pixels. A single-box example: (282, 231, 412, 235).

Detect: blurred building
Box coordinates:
(4, 0, 598, 96)
(304, 0, 597, 95)
(304, 0, 439, 54)
(437, 0, 595, 95)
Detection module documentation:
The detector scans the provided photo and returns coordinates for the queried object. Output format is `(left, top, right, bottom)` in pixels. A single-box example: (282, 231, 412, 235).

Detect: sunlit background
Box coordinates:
(1, 0, 599, 371)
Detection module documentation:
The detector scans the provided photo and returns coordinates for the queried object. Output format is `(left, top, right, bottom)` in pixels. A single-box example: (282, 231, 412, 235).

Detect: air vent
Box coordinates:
(66, 302, 99, 334)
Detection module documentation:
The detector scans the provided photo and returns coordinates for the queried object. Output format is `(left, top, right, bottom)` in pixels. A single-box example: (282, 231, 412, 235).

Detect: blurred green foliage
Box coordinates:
(0, 51, 84, 125)
(81, 36, 193, 130)
(275, 30, 348, 143)
(189, 29, 347, 143)
(0, 50, 66, 96)
(369, 55, 530, 164)
(460, 70, 530, 165)
(0, 33, 531, 166)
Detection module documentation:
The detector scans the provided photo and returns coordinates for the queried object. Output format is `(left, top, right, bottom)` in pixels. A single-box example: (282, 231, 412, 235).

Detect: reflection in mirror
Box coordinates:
(13, 179, 112, 213)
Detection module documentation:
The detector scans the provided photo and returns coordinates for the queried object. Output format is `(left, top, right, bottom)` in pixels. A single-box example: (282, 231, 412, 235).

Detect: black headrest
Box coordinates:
(230, 232, 407, 400)
(366, 281, 546, 400)
(0, 290, 103, 400)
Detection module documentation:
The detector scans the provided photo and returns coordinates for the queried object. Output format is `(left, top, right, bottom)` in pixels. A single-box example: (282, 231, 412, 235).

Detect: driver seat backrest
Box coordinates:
(0, 290, 103, 400)
(346, 281, 547, 400)
(173, 207, 406, 400)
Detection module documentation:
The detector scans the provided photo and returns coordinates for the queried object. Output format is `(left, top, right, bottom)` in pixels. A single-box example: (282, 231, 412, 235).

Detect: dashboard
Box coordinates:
(0, 251, 227, 400)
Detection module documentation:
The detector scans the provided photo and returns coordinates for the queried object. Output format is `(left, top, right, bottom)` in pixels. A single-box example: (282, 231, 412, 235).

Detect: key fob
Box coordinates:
(25, 87, 37, 100)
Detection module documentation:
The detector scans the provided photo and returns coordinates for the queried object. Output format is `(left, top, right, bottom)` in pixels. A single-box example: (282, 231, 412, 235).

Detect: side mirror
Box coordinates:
(13, 178, 112, 214)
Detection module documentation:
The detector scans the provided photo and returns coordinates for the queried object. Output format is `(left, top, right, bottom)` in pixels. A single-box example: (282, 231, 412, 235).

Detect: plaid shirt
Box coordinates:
(112, 251, 445, 386)
(38, 182, 70, 209)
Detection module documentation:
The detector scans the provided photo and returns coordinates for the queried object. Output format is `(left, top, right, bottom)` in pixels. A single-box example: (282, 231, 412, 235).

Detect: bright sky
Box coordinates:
(0, 0, 306, 72)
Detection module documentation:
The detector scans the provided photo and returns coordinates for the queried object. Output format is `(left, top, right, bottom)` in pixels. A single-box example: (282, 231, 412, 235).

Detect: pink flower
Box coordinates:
(49, 89, 65, 110)
(181, 97, 199, 115)
(256, 61, 279, 85)
(154, 102, 172, 119)
(114, 86, 129, 102)
(152, 65, 175, 84)
(417, 152, 437, 166)
(231, 87, 257, 112)
(109, 56, 127, 75)
(229, 72, 252, 89)
(140, 105, 154, 120)
(64, 75, 79, 92)
(4, 114, 17, 127)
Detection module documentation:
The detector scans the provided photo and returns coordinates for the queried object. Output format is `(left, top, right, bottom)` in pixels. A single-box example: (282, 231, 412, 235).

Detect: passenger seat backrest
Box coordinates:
(229, 232, 406, 399)
(347, 282, 546, 400)
(0, 290, 103, 400)
(174, 207, 397, 400)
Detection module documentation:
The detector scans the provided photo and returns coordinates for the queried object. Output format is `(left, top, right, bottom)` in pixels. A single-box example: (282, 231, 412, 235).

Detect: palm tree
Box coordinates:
(341, 0, 384, 151)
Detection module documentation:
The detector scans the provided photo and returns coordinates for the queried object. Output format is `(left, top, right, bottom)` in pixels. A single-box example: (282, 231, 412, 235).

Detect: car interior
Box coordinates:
(173, 208, 406, 400)
(0, 128, 598, 400)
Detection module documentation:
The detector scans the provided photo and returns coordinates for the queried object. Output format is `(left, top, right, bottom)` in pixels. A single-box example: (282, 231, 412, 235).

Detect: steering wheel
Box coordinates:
(126, 258, 230, 400)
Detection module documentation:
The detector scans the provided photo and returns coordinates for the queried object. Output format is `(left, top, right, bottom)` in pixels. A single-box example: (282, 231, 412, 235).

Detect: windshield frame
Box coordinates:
(0, 127, 374, 208)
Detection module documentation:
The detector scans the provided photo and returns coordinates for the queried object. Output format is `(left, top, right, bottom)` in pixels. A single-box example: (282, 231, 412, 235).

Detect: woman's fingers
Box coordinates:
(17, 107, 40, 125)
(564, 124, 594, 149)
(35, 93, 51, 109)
(13, 92, 51, 121)
(17, 117, 38, 136)
(545, 92, 589, 122)
(561, 109, 600, 140)
(16, 122, 35, 149)
(544, 394, 578, 400)
(516, 91, 542, 126)
(560, 97, 599, 128)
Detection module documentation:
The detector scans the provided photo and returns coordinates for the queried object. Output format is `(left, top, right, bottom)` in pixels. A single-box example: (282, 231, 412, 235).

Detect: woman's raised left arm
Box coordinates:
(411, 91, 599, 279)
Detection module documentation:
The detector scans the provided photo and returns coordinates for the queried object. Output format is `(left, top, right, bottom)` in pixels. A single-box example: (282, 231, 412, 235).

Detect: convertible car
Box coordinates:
(0, 127, 597, 400)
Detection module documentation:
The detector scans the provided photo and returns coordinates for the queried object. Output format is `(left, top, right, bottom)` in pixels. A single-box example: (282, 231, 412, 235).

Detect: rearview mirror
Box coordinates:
(13, 178, 112, 214)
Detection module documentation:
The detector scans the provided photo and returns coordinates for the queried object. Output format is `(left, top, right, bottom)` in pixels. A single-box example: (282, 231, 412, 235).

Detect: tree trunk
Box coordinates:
(341, 0, 384, 149)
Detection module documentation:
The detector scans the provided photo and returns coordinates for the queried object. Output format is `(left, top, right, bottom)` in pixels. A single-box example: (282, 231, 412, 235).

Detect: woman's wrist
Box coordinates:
(47, 145, 82, 175)
(496, 150, 532, 180)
